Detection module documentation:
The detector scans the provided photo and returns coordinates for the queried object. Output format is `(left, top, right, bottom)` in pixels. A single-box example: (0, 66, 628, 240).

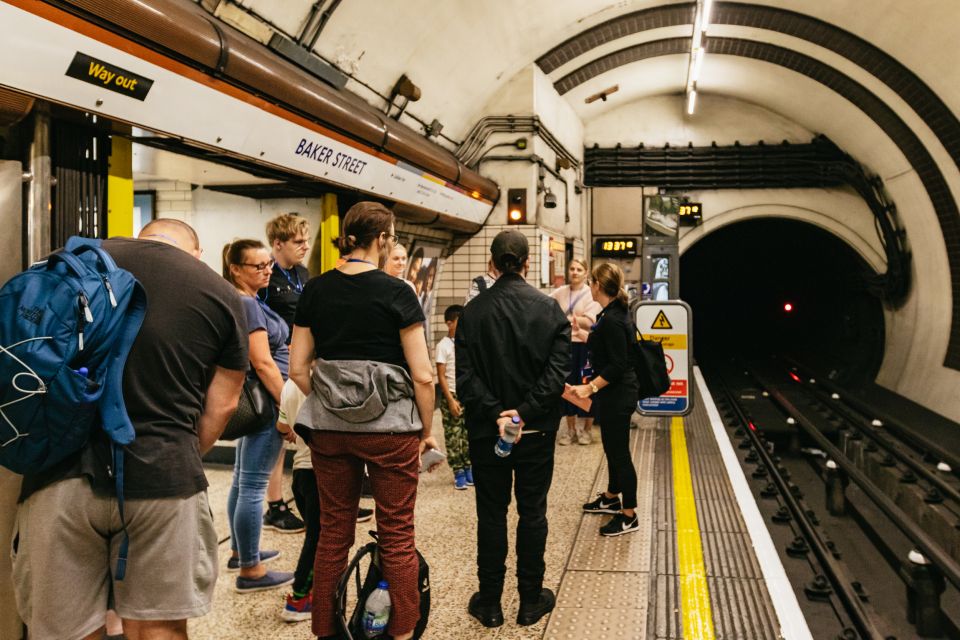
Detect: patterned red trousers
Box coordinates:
(308, 431, 421, 637)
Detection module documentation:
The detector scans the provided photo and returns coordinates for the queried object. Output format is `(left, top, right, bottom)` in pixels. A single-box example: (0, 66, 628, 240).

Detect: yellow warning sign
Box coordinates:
(642, 334, 687, 349)
(651, 310, 673, 329)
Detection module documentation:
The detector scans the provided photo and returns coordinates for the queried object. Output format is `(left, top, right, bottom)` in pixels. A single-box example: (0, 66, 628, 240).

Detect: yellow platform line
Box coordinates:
(671, 415, 715, 639)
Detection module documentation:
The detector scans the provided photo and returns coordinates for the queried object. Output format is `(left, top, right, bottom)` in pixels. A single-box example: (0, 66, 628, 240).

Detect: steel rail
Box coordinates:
(753, 371, 960, 592)
(712, 375, 888, 639)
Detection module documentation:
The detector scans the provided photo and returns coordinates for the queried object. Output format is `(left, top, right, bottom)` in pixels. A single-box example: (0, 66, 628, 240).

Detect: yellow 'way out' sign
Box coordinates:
(652, 310, 673, 329)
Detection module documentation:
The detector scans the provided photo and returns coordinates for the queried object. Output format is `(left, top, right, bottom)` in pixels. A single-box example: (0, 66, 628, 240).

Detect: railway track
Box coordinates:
(702, 360, 960, 639)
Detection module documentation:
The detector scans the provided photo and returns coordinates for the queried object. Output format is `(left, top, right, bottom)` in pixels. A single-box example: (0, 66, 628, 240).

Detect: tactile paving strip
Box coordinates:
(545, 606, 648, 640)
(686, 400, 782, 639)
(546, 422, 657, 639)
(707, 576, 781, 638)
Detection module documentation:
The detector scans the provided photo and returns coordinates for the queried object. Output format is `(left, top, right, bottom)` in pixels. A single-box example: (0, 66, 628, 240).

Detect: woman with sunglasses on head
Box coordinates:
(289, 202, 437, 640)
(222, 240, 295, 593)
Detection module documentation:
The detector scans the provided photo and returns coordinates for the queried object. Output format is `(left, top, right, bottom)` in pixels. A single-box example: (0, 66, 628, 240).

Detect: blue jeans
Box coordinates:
(227, 420, 283, 567)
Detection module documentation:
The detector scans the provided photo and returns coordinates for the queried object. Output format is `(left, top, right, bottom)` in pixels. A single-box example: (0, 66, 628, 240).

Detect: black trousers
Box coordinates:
(469, 430, 556, 603)
(597, 408, 638, 509)
(291, 468, 320, 595)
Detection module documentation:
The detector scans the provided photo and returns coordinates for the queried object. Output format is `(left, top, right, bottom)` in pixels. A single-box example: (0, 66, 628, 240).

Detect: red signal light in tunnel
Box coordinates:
(783, 302, 794, 312)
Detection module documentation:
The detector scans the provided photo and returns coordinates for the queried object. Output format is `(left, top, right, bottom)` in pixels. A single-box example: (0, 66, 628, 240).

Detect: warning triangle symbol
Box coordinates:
(651, 310, 672, 329)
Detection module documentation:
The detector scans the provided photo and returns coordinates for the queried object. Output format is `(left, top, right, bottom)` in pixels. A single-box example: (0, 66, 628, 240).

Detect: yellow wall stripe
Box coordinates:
(107, 136, 133, 238)
(671, 415, 715, 639)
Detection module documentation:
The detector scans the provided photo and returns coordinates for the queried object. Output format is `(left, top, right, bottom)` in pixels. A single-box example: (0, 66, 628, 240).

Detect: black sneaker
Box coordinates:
(263, 504, 305, 533)
(468, 592, 504, 628)
(582, 492, 622, 514)
(516, 588, 556, 626)
(356, 507, 374, 523)
(599, 512, 639, 537)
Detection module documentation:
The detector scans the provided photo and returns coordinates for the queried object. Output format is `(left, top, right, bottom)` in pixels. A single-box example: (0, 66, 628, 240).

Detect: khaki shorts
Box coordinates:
(11, 478, 218, 640)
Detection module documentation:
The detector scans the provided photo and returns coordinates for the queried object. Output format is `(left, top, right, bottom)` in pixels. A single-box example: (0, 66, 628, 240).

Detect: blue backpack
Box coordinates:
(0, 236, 146, 577)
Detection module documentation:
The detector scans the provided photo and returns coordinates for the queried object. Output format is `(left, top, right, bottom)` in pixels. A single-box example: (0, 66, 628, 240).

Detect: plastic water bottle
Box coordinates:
(494, 416, 521, 457)
(362, 580, 391, 638)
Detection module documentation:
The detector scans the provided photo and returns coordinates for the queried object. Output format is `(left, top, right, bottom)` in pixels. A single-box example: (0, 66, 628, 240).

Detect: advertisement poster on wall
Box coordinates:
(405, 243, 445, 336)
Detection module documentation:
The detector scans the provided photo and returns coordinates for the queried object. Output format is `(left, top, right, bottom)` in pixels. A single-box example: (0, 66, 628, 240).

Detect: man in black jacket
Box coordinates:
(456, 229, 570, 629)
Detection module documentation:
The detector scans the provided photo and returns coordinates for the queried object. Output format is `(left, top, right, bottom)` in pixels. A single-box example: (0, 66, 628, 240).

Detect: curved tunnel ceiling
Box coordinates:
(219, 0, 960, 369)
(534, 2, 960, 369)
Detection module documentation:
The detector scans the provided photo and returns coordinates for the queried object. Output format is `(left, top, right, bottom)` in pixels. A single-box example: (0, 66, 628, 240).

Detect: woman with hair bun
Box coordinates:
(570, 262, 641, 537)
(289, 201, 437, 640)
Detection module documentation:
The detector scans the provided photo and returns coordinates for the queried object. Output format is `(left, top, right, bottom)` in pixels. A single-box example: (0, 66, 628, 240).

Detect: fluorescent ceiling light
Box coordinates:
(692, 18, 702, 50)
(692, 47, 705, 82)
(703, 0, 714, 28)
(687, 89, 697, 115)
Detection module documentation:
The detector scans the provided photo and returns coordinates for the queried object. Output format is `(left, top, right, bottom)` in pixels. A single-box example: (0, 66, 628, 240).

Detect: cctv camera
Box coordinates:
(543, 191, 557, 209)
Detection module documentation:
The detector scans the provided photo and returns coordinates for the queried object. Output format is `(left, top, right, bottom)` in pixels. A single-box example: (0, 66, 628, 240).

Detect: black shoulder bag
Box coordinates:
(632, 332, 671, 401)
(221, 377, 274, 440)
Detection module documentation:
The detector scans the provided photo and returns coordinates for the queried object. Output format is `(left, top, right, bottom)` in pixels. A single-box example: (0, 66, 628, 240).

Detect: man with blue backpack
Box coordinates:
(6, 219, 248, 640)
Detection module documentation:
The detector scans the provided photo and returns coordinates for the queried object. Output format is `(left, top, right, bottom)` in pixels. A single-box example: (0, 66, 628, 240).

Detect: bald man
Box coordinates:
(12, 220, 248, 640)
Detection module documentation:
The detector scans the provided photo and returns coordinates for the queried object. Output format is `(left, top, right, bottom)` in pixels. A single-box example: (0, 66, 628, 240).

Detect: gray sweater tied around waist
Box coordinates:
(294, 358, 423, 434)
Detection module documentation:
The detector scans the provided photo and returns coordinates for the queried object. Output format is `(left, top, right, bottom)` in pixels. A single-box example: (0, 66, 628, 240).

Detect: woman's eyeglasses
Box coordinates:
(242, 259, 275, 272)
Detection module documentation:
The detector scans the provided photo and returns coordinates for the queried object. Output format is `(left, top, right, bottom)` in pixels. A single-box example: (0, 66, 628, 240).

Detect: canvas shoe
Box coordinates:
(464, 467, 475, 486)
(235, 570, 294, 593)
(280, 592, 312, 622)
(582, 492, 622, 514)
(454, 469, 468, 490)
(576, 426, 592, 445)
(599, 512, 640, 537)
(227, 549, 280, 572)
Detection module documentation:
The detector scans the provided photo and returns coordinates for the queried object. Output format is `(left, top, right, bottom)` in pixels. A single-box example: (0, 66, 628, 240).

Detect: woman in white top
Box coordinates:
(549, 258, 602, 445)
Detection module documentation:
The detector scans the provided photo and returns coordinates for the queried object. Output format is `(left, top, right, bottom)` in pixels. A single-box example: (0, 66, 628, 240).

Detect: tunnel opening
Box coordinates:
(679, 218, 885, 386)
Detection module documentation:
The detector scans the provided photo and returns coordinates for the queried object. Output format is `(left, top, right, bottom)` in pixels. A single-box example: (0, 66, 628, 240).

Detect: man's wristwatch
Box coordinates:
(588, 381, 599, 395)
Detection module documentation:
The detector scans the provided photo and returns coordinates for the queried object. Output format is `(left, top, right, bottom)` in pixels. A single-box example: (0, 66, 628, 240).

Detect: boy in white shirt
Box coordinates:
(436, 305, 472, 489)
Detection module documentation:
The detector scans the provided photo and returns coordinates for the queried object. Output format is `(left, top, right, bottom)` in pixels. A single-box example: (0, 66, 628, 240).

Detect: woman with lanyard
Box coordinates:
(223, 239, 296, 591)
(289, 202, 437, 640)
(570, 262, 641, 537)
(550, 259, 602, 445)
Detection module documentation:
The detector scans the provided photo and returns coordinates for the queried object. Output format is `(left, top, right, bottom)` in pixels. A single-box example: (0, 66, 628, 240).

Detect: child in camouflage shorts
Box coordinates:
(436, 305, 472, 489)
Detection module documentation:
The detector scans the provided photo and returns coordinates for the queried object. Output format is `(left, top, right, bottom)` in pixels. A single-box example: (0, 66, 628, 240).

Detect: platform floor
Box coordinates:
(191, 414, 605, 640)
(192, 370, 793, 639)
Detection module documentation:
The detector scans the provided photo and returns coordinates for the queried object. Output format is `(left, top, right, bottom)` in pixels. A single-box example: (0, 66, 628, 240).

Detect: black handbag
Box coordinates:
(632, 335, 671, 401)
(221, 377, 274, 440)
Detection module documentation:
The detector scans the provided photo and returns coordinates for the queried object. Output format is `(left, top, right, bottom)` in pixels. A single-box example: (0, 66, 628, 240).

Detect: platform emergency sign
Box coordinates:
(636, 301, 693, 416)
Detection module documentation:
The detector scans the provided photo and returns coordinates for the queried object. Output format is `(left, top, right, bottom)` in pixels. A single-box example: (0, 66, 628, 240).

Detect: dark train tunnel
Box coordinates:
(680, 218, 886, 385)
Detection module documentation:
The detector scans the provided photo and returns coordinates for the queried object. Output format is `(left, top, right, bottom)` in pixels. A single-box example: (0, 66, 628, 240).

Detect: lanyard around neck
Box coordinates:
(275, 263, 303, 293)
(567, 287, 588, 316)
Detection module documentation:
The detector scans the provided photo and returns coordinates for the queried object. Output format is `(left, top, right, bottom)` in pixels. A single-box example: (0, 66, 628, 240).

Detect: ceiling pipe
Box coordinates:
(50, 0, 498, 203)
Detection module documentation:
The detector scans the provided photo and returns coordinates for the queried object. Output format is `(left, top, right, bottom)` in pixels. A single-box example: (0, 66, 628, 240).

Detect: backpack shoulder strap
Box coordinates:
(98, 280, 146, 446)
(473, 275, 487, 292)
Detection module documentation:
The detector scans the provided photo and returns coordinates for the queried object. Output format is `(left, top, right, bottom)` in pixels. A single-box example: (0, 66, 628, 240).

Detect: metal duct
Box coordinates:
(48, 0, 498, 202)
(585, 136, 910, 306)
(0, 87, 34, 126)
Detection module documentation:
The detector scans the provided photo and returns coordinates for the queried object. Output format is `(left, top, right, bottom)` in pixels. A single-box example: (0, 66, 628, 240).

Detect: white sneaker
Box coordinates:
(577, 428, 592, 445)
(557, 428, 572, 446)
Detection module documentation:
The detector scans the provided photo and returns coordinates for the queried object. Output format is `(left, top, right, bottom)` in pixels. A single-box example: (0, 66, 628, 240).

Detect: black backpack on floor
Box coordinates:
(336, 531, 431, 640)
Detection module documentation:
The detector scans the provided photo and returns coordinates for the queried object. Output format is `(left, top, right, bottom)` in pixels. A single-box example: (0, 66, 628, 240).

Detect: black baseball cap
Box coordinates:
(490, 230, 529, 263)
